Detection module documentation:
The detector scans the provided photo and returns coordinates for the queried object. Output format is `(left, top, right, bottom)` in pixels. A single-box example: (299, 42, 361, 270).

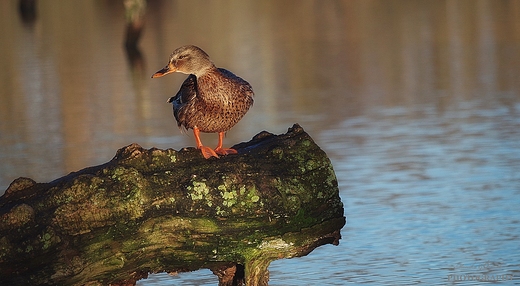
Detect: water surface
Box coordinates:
(1, 0, 519, 284)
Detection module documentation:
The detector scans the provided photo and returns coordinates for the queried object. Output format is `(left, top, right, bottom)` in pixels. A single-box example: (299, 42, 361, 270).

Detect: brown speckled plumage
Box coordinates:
(152, 45, 254, 159)
(170, 68, 254, 133)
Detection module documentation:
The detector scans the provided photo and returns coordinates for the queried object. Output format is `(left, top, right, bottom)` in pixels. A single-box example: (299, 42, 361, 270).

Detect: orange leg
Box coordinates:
(193, 127, 219, 159)
(214, 132, 238, 156)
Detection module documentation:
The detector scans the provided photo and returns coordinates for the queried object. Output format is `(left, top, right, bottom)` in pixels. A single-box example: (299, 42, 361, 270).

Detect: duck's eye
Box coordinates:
(178, 54, 188, 60)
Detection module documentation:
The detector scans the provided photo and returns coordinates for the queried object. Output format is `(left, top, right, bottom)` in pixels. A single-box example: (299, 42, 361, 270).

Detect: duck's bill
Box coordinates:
(151, 65, 176, 78)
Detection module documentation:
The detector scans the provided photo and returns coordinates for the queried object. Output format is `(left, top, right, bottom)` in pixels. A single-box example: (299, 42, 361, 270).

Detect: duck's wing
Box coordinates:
(217, 68, 254, 98)
(167, 75, 198, 129)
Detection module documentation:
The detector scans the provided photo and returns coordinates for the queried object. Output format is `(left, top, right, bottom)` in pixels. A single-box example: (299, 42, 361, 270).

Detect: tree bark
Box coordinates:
(0, 124, 345, 285)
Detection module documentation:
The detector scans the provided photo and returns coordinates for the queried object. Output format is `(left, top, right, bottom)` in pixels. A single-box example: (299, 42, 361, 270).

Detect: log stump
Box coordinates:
(0, 124, 345, 285)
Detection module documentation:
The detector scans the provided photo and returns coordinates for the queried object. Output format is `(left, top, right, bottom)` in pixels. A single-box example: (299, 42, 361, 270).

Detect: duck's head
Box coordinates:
(152, 45, 214, 78)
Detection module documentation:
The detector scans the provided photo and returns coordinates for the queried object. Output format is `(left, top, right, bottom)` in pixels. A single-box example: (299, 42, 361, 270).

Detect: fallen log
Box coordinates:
(0, 124, 345, 285)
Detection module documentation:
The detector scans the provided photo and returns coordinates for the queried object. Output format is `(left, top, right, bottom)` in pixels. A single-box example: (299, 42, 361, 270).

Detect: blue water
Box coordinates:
(138, 100, 520, 285)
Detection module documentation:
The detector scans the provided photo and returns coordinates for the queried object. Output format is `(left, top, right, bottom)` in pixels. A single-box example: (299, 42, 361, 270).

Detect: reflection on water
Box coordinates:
(1, 0, 520, 285)
(305, 101, 520, 285)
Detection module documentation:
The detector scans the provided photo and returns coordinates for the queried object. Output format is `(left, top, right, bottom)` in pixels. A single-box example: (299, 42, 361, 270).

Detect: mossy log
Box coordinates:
(0, 124, 345, 286)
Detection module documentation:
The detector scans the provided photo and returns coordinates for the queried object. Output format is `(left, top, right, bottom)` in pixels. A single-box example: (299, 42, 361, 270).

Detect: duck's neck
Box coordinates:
(192, 62, 217, 78)
(196, 68, 229, 102)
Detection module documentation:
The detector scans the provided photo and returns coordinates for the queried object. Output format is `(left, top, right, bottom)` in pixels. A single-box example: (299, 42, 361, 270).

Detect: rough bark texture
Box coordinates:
(0, 124, 345, 285)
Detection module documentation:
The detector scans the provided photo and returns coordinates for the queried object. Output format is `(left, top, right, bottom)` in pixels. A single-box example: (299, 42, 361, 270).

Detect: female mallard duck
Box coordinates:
(152, 45, 254, 159)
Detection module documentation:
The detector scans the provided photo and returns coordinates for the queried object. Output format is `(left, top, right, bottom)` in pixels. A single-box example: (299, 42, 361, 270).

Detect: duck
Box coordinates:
(152, 45, 254, 159)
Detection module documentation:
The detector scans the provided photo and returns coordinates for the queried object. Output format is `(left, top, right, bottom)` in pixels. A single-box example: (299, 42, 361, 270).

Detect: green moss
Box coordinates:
(190, 218, 219, 233)
(215, 206, 225, 216)
(291, 208, 317, 228)
(246, 185, 260, 203)
(187, 179, 222, 208)
(305, 159, 317, 171)
(110, 166, 128, 180)
(41, 232, 52, 250)
(188, 181, 210, 200)
(222, 191, 234, 200)
(103, 253, 126, 268)
(270, 147, 284, 159)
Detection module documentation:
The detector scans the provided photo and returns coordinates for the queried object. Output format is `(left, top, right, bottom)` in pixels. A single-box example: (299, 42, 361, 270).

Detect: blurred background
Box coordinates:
(1, 0, 520, 285)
